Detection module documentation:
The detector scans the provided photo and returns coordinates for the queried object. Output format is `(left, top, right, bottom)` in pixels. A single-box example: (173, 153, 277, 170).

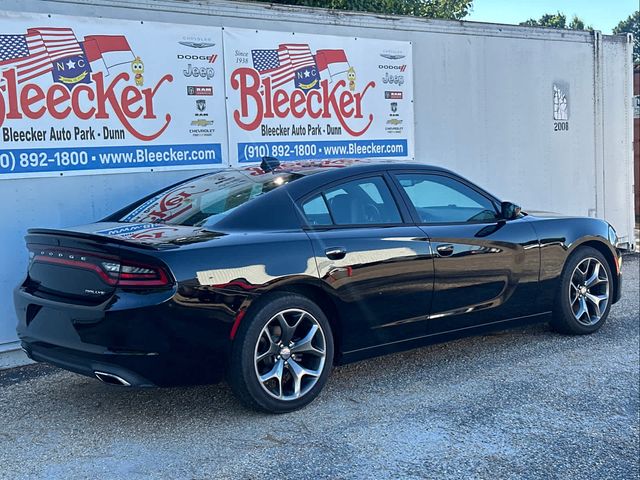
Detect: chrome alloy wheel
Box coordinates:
(254, 308, 327, 401)
(569, 257, 610, 326)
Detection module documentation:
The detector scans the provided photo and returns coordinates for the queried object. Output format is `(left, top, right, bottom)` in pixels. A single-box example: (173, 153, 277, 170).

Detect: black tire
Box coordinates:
(228, 293, 334, 413)
(551, 246, 613, 335)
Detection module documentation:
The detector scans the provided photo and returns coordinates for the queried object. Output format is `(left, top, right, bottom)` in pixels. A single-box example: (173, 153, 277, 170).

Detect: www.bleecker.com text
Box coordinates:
(3, 126, 126, 142)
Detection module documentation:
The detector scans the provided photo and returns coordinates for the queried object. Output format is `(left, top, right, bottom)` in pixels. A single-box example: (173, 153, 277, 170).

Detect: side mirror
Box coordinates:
(501, 201, 521, 220)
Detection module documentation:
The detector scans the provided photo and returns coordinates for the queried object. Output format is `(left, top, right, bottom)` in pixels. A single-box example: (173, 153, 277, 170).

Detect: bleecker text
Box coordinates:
(231, 68, 375, 136)
(0, 70, 173, 141)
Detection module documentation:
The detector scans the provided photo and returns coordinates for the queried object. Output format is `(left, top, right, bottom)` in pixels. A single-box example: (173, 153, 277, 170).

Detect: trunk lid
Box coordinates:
(44, 222, 218, 247)
(24, 223, 196, 303)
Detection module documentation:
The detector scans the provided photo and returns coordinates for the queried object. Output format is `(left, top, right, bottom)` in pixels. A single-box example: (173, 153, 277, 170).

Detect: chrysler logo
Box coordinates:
(379, 53, 406, 60)
(178, 41, 216, 49)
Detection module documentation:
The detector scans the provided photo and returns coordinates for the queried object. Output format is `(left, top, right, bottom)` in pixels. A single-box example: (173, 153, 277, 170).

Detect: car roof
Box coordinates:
(245, 159, 457, 201)
(210, 159, 459, 231)
(236, 158, 452, 178)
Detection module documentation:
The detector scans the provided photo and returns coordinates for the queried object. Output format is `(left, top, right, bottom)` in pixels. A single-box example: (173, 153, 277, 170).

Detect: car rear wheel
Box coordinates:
(228, 293, 334, 413)
(551, 246, 613, 335)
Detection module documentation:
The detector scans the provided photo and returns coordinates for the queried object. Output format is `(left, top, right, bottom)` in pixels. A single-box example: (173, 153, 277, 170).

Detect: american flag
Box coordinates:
(30, 27, 84, 62)
(0, 31, 52, 84)
(251, 44, 316, 88)
(0, 27, 84, 85)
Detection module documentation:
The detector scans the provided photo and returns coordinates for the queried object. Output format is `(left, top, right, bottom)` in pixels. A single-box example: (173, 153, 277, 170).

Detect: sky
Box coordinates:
(466, 0, 638, 33)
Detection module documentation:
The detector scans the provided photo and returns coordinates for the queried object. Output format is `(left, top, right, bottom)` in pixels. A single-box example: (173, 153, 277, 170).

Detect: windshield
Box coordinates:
(118, 169, 302, 226)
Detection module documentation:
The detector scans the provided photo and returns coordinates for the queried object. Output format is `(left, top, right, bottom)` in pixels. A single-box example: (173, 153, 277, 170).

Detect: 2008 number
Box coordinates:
(554, 121, 569, 132)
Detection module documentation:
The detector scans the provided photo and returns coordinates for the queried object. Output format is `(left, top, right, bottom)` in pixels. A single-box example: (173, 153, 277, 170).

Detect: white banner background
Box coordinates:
(223, 28, 414, 163)
(0, 12, 227, 178)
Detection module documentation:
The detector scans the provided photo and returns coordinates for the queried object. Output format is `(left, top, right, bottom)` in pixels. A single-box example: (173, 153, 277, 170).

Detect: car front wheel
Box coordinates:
(551, 246, 613, 335)
(228, 293, 334, 413)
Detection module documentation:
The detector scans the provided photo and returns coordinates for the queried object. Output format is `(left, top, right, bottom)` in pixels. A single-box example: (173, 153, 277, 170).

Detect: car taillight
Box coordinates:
(117, 261, 170, 286)
(30, 247, 170, 288)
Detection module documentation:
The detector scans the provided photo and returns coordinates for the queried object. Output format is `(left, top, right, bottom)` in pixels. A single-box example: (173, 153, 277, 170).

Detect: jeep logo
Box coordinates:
(183, 64, 215, 80)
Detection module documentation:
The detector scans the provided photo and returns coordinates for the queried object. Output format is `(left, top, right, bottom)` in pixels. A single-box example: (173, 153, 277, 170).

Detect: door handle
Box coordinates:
(325, 247, 347, 260)
(436, 244, 455, 257)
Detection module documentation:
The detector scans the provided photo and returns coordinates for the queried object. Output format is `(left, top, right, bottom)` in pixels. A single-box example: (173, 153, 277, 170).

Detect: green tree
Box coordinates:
(613, 11, 639, 64)
(249, 0, 472, 20)
(520, 12, 591, 30)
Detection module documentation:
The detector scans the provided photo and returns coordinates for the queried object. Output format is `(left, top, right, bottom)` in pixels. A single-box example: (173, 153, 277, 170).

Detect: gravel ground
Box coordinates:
(1, 255, 638, 480)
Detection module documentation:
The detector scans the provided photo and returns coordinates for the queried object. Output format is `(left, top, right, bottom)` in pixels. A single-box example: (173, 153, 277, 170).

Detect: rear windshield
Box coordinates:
(118, 169, 302, 226)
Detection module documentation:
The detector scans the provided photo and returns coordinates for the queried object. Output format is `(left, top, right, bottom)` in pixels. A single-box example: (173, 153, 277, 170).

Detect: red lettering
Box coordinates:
(148, 188, 209, 221)
(231, 68, 376, 136)
(1, 69, 21, 120)
(290, 90, 306, 118)
(306, 90, 322, 119)
(354, 81, 375, 119)
(273, 89, 289, 117)
(20, 84, 46, 119)
(47, 84, 71, 119)
(121, 85, 143, 118)
(93, 71, 122, 119)
(0, 69, 173, 139)
(93, 71, 172, 141)
(263, 77, 274, 119)
(339, 91, 354, 118)
(71, 85, 96, 120)
(231, 68, 263, 131)
(141, 75, 172, 120)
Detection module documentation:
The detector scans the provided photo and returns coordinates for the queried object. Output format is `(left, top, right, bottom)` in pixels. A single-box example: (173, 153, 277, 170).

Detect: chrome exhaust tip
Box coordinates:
(94, 371, 131, 386)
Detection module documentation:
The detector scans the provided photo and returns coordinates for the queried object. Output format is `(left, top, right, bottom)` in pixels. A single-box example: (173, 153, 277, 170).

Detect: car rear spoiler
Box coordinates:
(26, 228, 162, 250)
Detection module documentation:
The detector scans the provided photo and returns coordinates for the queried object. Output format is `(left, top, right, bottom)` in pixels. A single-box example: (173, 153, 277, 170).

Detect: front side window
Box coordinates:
(322, 176, 402, 226)
(396, 174, 499, 224)
(118, 170, 302, 226)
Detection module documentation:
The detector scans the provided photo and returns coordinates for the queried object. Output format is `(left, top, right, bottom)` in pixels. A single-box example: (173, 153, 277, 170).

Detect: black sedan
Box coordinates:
(14, 159, 623, 413)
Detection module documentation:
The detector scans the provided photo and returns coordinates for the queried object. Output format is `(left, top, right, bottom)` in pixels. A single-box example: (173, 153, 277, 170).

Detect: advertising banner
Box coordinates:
(0, 12, 226, 178)
(223, 28, 414, 163)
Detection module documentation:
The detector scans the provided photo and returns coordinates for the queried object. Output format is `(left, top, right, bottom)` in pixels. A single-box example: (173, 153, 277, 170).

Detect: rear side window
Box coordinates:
(117, 170, 302, 226)
(302, 196, 332, 226)
(301, 176, 402, 226)
(396, 173, 498, 224)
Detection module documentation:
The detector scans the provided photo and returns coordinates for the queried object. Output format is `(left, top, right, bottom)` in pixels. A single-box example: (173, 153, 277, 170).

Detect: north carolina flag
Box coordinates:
(81, 35, 134, 71)
(314, 49, 349, 80)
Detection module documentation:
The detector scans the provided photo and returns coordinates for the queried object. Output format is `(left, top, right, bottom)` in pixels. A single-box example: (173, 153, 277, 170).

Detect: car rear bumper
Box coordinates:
(14, 286, 238, 387)
(21, 341, 160, 386)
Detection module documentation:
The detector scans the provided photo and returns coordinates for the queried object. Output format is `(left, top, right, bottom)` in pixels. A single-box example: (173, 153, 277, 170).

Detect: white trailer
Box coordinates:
(0, 0, 635, 360)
